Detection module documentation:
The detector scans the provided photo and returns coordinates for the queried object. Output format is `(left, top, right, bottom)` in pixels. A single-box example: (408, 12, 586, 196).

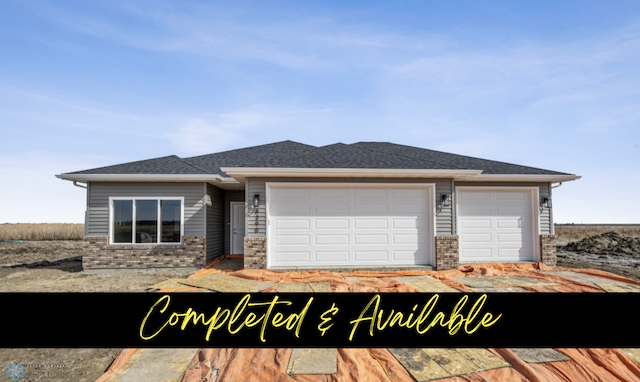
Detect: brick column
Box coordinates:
(540, 234, 556, 266)
(435, 235, 459, 270)
(244, 237, 267, 269)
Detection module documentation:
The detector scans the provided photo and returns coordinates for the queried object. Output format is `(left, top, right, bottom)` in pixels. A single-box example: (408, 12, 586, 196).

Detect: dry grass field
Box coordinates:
(554, 224, 640, 242)
(0, 223, 83, 241)
(2, 223, 639, 242)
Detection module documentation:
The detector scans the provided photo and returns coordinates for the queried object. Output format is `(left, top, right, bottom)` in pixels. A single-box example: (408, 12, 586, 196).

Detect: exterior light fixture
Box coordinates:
(253, 194, 260, 208)
(441, 194, 451, 207)
(541, 197, 551, 209)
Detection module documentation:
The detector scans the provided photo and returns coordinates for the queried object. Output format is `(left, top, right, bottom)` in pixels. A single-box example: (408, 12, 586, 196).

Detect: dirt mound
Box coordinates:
(563, 232, 640, 256)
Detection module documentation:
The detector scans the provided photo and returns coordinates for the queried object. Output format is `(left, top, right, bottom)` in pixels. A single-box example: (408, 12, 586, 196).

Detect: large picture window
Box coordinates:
(111, 198, 183, 244)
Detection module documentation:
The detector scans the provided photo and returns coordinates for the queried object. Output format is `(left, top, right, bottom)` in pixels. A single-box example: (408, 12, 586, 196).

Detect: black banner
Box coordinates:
(1, 292, 638, 348)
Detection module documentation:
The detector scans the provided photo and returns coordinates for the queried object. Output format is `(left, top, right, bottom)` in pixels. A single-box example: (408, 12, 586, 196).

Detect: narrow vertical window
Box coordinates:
(113, 200, 133, 243)
(161, 200, 181, 242)
(135, 200, 158, 243)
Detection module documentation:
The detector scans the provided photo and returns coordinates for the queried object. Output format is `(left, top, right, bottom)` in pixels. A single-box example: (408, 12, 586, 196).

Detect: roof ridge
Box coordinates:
(174, 155, 212, 174)
(350, 142, 470, 170)
(184, 140, 314, 160)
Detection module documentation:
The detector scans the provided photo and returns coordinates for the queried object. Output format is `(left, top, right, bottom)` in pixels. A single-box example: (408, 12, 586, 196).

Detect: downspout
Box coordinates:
(73, 181, 87, 189)
(551, 182, 563, 189)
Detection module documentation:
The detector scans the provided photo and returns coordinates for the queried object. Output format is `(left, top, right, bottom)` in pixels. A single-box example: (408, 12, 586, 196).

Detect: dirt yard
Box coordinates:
(556, 231, 640, 281)
(0, 241, 198, 382)
(1, 230, 639, 381)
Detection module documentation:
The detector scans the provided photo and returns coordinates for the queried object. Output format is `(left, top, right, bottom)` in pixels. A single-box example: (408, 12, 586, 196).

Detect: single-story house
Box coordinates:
(57, 141, 580, 270)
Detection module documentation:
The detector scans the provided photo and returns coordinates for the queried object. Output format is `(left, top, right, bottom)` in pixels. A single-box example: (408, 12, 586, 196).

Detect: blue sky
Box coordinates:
(1, 0, 639, 223)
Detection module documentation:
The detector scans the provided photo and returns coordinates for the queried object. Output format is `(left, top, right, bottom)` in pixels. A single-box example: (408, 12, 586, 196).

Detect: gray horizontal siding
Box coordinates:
(86, 182, 206, 237)
(247, 179, 266, 238)
(539, 183, 552, 235)
(435, 179, 454, 236)
(454, 182, 553, 235)
(206, 184, 225, 262)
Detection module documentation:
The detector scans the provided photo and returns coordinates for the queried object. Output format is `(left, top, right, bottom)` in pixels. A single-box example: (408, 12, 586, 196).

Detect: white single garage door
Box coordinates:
(267, 184, 433, 268)
(457, 188, 538, 262)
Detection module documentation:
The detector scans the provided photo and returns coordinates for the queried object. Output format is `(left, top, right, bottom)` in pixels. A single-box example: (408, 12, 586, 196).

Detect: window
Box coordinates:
(111, 198, 183, 244)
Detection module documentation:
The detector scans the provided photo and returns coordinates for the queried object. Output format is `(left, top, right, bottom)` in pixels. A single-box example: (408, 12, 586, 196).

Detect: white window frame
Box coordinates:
(109, 197, 185, 245)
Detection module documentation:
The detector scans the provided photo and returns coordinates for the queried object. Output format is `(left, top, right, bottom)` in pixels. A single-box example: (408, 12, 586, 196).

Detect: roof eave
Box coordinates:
(220, 167, 483, 179)
(55, 173, 238, 184)
(461, 174, 581, 182)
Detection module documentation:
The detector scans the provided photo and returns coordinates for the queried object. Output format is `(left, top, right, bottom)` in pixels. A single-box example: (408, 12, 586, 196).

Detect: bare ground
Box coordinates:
(0, 241, 196, 382)
(1, 237, 639, 381)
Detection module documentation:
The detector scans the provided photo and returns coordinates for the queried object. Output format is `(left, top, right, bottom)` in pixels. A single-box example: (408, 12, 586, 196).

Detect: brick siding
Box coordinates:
(435, 235, 459, 271)
(83, 236, 206, 269)
(244, 237, 267, 269)
(540, 234, 557, 266)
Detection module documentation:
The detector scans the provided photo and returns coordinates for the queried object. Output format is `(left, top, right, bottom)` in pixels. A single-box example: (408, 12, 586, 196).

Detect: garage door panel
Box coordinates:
(460, 248, 492, 259)
(496, 191, 527, 201)
(275, 188, 310, 200)
(355, 251, 388, 261)
(458, 189, 536, 263)
(269, 185, 432, 267)
(393, 234, 419, 244)
(315, 189, 349, 199)
(394, 250, 426, 261)
(276, 235, 310, 245)
(315, 219, 349, 229)
(275, 219, 310, 230)
(315, 203, 349, 215)
(393, 219, 419, 229)
(459, 191, 492, 202)
(461, 233, 493, 244)
(497, 248, 525, 259)
(355, 234, 388, 244)
(393, 204, 427, 214)
(354, 219, 387, 229)
(275, 204, 310, 215)
(316, 251, 350, 262)
(497, 205, 527, 215)
(275, 252, 310, 263)
(497, 233, 525, 243)
(497, 219, 520, 229)
(393, 188, 426, 199)
(355, 188, 388, 198)
(461, 219, 492, 229)
(354, 203, 388, 215)
(315, 235, 350, 245)
(459, 204, 492, 216)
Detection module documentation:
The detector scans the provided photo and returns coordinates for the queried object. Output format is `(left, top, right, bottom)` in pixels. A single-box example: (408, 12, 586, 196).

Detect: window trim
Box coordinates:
(109, 197, 185, 245)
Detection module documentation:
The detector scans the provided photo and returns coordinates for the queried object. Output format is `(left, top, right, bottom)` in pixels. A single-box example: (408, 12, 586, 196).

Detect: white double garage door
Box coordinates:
(267, 183, 434, 268)
(266, 183, 539, 268)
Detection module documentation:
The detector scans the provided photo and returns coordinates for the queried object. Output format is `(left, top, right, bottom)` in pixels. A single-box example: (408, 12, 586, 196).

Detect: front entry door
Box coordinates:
(231, 202, 246, 254)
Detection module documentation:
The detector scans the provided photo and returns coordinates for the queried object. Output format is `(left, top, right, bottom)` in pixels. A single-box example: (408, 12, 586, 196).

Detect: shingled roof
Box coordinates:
(58, 140, 576, 180)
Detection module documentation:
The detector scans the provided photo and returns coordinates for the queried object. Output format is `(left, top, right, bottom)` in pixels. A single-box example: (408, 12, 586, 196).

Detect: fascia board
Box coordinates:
(55, 173, 236, 183)
(461, 174, 581, 182)
(220, 167, 483, 179)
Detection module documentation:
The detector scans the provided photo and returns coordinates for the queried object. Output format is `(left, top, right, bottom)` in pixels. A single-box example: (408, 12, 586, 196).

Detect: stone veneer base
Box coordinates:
(540, 234, 557, 266)
(83, 236, 206, 269)
(244, 237, 267, 269)
(435, 235, 459, 271)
